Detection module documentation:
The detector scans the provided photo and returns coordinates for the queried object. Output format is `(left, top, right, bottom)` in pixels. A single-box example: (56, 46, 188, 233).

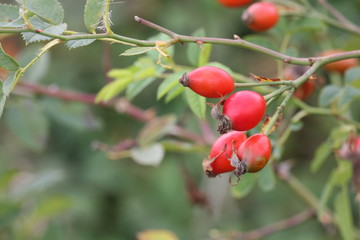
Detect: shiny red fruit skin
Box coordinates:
(237, 133, 272, 173)
(182, 66, 234, 98)
(321, 49, 359, 73)
(206, 131, 247, 176)
(217, 0, 253, 8)
(222, 91, 266, 131)
(242, 2, 279, 31)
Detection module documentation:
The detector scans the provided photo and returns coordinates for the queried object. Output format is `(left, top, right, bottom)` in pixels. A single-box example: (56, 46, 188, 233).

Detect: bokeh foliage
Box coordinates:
(0, 0, 360, 239)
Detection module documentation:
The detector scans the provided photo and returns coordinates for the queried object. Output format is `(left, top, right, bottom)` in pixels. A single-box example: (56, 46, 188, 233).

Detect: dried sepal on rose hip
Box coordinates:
(179, 66, 235, 98)
(203, 131, 247, 177)
(213, 90, 266, 134)
(237, 133, 272, 173)
(242, 2, 279, 32)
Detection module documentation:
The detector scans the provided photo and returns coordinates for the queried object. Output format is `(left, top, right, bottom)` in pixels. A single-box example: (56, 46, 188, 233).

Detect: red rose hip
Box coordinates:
(321, 49, 359, 73)
(203, 131, 247, 177)
(179, 66, 234, 98)
(217, 0, 253, 8)
(237, 133, 272, 173)
(242, 2, 279, 31)
(218, 90, 266, 133)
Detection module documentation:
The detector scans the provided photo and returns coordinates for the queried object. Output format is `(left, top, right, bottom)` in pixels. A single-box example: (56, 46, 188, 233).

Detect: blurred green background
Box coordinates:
(0, 0, 360, 239)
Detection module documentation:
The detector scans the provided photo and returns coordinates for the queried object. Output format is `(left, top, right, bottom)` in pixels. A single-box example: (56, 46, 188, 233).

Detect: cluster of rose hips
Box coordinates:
(179, 66, 272, 181)
(217, 0, 279, 32)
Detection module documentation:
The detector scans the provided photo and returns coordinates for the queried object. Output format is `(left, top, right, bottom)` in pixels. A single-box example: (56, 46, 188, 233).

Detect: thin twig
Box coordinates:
(232, 209, 316, 240)
(263, 87, 295, 135)
(134, 16, 179, 39)
(276, 164, 336, 231)
(317, 0, 360, 34)
(2, 17, 360, 67)
(15, 81, 205, 144)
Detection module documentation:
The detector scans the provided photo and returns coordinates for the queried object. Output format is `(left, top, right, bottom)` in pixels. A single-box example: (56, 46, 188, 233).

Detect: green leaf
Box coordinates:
(22, 17, 67, 44)
(131, 143, 165, 166)
(288, 17, 326, 34)
(165, 84, 184, 103)
(26, 0, 64, 25)
(0, 4, 19, 21)
(243, 35, 277, 50)
(258, 164, 276, 191)
(0, 169, 19, 192)
(0, 43, 20, 72)
(206, 62, 233, 76)
(120, 47, 154, 56)
(231, 173, 258, 199)
(0, 4, 24, 28)
(95, 75, 133, 102)
(283, 46, 299, 58)
(31, 196, 71, 221)
(310, 141, 332, 172)
(344, 67, 360, 87)
(334, 186, 355, 240)
(184, 88, 206, 119)
(66, 39, 96, 49)
(330, 161, 352, 186)
(84, 0, 106, 32)
(18, 45, 51, 83)
(107, 69, 132, 79)
(186, 28, 207, 67)
(44, 99, 102, 130)
(160, 140, 207, 153)
(3, 71, 18, 96)
(11, 169, 65, 199)
(318, 176, 335, 218)
(318, 160, 352, 217)
(133, 65, 157, 81)
(126, 77, 156, 100)
(338, 85, 360, 108)
(290, 121, 304, 131)
(312, 126, 352, 172)
(0, 93, 6, 119)
(157, 72, 183, 100)
(0, 201, 21, 227)
(198, 43, 212, 67)
(329, 125, 354, 149)
(137, 115, 177, 146)
(5, 100, 49, 152)
(318, 85, 341, 107)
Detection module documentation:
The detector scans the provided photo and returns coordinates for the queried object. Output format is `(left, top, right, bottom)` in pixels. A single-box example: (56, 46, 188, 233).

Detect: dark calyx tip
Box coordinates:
(217, 115, 232, 134)
(205, 170, 217, 178)
(235, 162, 248, 177)
(179, 72, 190, 87)
(242, 11, 253, 25)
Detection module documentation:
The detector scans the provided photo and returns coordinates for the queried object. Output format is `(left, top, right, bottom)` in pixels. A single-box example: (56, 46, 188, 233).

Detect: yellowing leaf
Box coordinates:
(137, 230, 179, 240)
(261, 114, 282, 134)
(250, 73, 280, 82)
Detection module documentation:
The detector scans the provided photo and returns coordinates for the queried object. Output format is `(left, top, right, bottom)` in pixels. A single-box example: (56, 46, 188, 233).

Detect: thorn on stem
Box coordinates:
(134, 16, 141, 23)
(233, 34, 241, 40)
(308, 57, 315, 65)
